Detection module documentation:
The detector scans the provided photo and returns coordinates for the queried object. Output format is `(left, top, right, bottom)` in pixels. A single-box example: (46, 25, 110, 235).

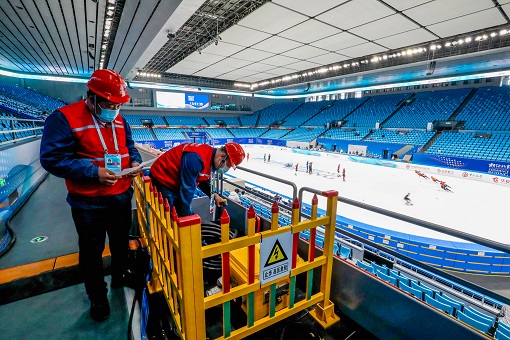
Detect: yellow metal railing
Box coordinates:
(134, 175, 340, 339)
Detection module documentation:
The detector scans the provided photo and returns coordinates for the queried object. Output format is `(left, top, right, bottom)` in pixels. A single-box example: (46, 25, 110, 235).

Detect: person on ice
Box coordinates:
(404, 193, 413, 205)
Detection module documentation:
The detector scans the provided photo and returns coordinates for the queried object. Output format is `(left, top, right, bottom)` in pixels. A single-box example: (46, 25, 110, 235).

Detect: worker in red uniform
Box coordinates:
(40, 69, 142, 322)
(149, 142, 245, 217)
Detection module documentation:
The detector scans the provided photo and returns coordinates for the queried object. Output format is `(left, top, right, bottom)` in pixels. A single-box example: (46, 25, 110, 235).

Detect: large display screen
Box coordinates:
(156, 91, 210, 109)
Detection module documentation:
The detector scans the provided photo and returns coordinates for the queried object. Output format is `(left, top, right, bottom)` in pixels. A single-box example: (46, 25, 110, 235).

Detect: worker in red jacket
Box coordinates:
(150, 142, 245, 217)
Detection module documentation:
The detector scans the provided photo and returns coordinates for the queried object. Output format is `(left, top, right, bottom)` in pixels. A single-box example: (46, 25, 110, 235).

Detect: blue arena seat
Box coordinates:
(496, 329, 510, 340)
(371, 261, 388, 275)
(376, 270, 397, 285)
(425, 295, 454, 315)
(340, 246, 352, 259)
(411, 281, 433, 300)
(464, 306, 494, 325)
(399, 282, 422, 299)
(356, 260, 374, 274)
(435, 294, 463, 317)
(458, 311, 491, 334)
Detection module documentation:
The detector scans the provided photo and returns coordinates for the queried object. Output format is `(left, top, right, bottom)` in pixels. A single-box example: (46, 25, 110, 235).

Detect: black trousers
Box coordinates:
(71, 202, 131, 301)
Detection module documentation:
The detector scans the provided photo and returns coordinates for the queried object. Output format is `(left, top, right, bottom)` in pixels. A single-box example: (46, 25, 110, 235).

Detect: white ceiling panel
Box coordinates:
(273, 0, 343, 17)
(237, 2, 308, 35)
(338, 42, 387, 58)
(286, 60, 322, 71)
(251, 36, 303, 54)
(502, 4, 510, 15)
(375, 28, 437, 50)
(220, 25, 272, 47)
(383, 0, 433, 11)
(198, 64, 236, 74)
(185, 51, 226, 64)
(311, 32, 367, 51)
(167, 65, 202, 74)
(350, 14, 419, 41)
(171, 59, 209, 71)
(262, 54, 302, 67)
(242, 73, 274, 82)
(317, 0, 395, 30)
(202, 42, 245, 57)
(213, 57, 252, 69)
(231, 48, 275, 62)
(221, 68, 258, 78)
(193, 68, 227, 78)
(281, 45, 328, 60)
(278, 19, 342, 44)
(220, 70, 257, 80)
(240, 62, 279, 73)
(427, 8, 506, 38)
(405, 0, 495, 26)
(265, 67, 302, 76)
(308, 52, 349, 65)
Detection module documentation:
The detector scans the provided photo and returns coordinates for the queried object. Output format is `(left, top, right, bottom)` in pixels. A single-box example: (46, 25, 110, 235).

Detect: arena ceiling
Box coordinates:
(0, 0, 510, 96)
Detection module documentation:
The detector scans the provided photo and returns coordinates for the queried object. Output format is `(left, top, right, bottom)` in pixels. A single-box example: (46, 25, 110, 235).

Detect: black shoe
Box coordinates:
(111, 274, 127, 289)
(90, 298, 110, 322)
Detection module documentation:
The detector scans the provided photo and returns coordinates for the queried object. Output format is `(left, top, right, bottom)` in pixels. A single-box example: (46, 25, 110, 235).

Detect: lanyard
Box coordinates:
(92, 114, 119, 154)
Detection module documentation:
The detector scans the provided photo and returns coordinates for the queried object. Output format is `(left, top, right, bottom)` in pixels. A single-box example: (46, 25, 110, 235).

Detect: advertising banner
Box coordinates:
(412, 154, 510, 178)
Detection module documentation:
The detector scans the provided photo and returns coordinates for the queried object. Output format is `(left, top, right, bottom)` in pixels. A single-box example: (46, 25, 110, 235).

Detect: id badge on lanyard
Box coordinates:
(105, 154, 122, 173)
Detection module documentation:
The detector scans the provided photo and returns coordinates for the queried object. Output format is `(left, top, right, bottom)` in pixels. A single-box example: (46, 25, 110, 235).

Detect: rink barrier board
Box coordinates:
(134, 175, 342, 339)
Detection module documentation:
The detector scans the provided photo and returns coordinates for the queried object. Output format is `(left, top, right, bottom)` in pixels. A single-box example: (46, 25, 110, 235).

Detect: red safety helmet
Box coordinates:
(224, 142, 245, 169)
(87, 69, 130, 104)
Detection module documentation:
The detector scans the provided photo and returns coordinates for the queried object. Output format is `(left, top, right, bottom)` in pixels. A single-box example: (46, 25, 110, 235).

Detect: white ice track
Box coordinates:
(230, 145, 510, 245)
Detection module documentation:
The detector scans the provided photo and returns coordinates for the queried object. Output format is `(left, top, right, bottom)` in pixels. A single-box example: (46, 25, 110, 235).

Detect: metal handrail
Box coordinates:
(236, 165, 298, 199)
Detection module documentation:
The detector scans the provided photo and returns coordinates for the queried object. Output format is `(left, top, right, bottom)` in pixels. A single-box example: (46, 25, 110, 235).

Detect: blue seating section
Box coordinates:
(305, 98, 367, 127)
(193, 128, 233, 139)
(343, 93, 409, 128)
(367, 129, 434, 145)
(203, 116, 240, 126)
(123, 114, 166, 126)
(230, 128, 266, 138)
(132, 128, 154, 141)
(165, 115, 207, 126)
(280, 127, 326, 142)
(384, 88, 471, 129)
(456, 86, 510, 131)
(322, 128, 370, 141)
(259, 128, 290, 139)
(283, 100, 335, 126)
(0, 83, 65, 115)
(152, 128, 192, 140)
(257, 102, 302, 126)
(426, 131, 510, 162)
(239, 113, 259, 126)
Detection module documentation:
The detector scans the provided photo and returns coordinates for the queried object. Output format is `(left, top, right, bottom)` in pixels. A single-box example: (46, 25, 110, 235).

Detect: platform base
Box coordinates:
(309, 301, 340, 328)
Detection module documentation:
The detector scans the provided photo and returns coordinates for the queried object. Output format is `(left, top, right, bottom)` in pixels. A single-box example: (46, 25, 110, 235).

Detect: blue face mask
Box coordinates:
(217, 165, 229, 175)
(98, 107, 120, 122)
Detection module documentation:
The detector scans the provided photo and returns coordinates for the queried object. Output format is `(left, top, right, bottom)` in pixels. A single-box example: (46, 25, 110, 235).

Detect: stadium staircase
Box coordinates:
(201, 117, 210, 126)
(333, 96, 372, 125)
(379, 93, 416, 128)
(447, 88, 478, 121)
(420, 131, 442, 153)
(298, 101, 337, 127)
(392, 144, 415, 157)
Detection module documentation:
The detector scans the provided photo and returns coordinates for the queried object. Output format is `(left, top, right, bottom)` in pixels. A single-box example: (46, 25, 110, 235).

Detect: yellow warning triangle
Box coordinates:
(264, 239, 288, 267)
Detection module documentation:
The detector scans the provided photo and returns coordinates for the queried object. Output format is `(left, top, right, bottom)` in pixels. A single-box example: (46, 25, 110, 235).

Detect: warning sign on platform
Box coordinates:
(260, 232, 292, 285)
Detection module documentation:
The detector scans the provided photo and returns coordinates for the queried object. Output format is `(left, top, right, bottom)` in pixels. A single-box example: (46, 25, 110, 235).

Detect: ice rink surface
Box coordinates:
(232, 145, 509, 245)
